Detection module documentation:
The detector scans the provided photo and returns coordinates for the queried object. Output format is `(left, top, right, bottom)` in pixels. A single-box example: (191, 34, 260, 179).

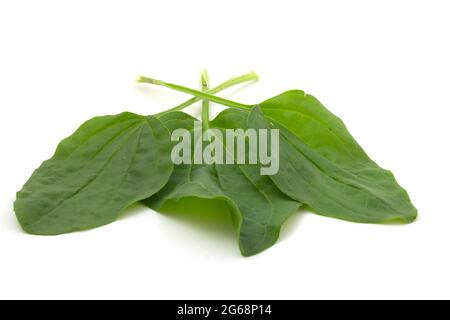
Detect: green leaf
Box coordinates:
(248, 91, 417, 223)
(15, 112, 174, 234)
(144, 111, 301, 256)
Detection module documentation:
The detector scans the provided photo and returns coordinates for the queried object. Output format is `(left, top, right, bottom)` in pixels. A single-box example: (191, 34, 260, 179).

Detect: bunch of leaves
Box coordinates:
(14, 70, 417, 256)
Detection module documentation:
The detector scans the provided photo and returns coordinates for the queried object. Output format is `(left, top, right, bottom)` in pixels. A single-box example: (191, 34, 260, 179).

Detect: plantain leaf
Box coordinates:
(15, 112, 174, 234)
(143, 111, 301, 256)
(246, 91, 417, 223)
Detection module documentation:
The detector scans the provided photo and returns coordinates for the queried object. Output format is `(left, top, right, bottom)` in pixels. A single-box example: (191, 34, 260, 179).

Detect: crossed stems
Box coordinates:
(139, 71, 258, 118)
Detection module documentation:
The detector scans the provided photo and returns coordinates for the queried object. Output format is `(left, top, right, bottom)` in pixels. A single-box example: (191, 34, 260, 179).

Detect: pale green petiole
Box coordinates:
(201, 69, 210, 130)
(140, 71, 258, 117)
(138, 75, 255, 112)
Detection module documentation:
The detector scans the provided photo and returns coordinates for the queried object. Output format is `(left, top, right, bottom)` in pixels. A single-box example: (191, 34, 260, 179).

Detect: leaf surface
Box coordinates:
(15, 112, 173, 234)
(246, 91, 417, 223)
(144, 111, 301, 256)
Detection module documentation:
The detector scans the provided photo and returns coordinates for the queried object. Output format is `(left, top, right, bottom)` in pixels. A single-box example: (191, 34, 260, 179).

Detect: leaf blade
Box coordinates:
(144, 111, 301, 256)
(15, 112, 174, 234)
(247, 93, 417, 223)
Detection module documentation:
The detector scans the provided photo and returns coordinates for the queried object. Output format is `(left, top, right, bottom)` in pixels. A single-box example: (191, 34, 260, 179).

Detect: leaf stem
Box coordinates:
(138, 74, 255, 112)
(201, 69, 210, 130)
(145, 71, 258, 117)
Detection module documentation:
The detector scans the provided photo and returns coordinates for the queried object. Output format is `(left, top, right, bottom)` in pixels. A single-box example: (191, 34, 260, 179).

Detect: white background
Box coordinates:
(0, 0, 449, 300)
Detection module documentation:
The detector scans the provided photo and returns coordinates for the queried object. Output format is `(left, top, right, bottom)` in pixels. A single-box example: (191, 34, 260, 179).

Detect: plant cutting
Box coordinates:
(14, 70, 417, 256)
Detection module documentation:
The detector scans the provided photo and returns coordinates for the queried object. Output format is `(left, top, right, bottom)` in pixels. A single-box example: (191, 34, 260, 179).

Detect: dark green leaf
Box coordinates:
(15, 112, 174, 234)
(144, 111, 301, 256)
(247, 91, 417, 223)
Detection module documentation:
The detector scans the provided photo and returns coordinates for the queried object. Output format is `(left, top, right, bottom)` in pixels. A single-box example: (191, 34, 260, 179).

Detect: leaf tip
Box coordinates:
(249, 71, 259, 81)
(136, 76, 163, 85)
